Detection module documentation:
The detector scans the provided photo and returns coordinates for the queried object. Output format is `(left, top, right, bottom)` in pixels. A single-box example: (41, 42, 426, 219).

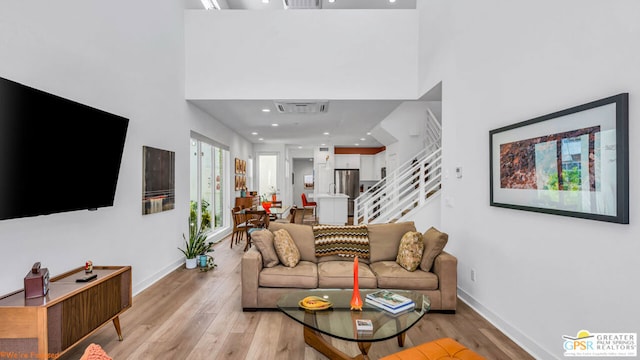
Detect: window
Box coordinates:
(190, 135, 229, 232)
(258, 153, 278, 201)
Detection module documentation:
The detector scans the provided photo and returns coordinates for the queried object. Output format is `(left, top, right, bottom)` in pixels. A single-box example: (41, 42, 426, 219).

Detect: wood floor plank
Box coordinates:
(57, 234, 533, 360)
(244, 311, 283, 359)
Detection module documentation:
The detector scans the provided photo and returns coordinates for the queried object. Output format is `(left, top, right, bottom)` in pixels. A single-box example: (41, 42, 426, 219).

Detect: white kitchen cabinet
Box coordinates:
(334, 154, 360, 169)
(360, 155, 376, 180)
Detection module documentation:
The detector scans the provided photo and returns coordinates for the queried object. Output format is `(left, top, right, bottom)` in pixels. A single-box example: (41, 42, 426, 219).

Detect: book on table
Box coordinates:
(365, 297, 416, 314)
(365, 290, 414, 309)
(355, 319, 373, 331)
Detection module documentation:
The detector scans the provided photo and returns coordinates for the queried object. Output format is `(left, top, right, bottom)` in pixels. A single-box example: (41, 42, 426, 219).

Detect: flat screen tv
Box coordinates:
(0, 76, 129, 221)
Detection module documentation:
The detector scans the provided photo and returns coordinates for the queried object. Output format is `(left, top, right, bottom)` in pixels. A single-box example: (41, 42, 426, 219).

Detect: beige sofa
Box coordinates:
(241, 221, 457, 312)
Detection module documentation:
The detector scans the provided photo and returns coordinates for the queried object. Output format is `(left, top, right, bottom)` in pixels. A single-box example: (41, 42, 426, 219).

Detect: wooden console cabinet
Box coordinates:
(0, 266, 132, 358)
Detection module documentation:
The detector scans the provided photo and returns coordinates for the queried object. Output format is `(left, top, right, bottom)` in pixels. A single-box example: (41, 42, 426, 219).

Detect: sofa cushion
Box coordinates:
(269, 222, 317, 262)
(273, 229, 300, 267)
(250, 229, 280, 268)
(370, 261, 438, 290)
(396, 231, 424, 271)
(259, 261, 318, 288)
(367, 222, 417, 263)
(420, 227, 449, 272)
(317, 261, 377, 288)
(313, 224, 369, 258)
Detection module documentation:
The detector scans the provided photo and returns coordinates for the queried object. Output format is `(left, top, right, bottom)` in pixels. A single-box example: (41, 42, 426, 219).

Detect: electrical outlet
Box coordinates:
(471, 269, 476, 282)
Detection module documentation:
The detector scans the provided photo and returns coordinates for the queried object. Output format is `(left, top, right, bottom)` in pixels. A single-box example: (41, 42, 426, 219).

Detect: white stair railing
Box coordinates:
(355, 108, 441, 224)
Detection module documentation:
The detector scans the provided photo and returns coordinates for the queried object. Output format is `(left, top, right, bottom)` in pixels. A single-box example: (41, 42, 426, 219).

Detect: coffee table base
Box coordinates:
(304, 327, 406, 360)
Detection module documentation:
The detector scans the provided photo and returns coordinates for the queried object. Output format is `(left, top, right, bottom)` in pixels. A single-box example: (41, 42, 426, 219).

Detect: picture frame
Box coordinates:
(489, 93, 629, 224)
(142, 146, 175, 215)
(304, 174, 314, 189)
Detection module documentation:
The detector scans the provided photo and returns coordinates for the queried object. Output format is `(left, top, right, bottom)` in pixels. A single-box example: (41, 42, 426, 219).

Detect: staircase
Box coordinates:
(354, 108, 441, 224)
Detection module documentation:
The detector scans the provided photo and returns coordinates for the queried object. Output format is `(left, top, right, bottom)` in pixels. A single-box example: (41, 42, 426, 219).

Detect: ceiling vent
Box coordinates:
(283, 0, 321, 9)
(274, 101, 329, 114)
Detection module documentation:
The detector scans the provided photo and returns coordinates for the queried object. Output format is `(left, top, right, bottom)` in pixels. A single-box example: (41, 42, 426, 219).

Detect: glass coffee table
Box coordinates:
(277, 289, 430, 360)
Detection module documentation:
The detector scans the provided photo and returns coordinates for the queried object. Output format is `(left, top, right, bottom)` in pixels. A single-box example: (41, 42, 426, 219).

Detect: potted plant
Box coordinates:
(179, 219, 214, 269)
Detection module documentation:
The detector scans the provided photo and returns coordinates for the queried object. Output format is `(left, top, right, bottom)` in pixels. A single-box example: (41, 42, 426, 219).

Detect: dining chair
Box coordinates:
(244, 210, 270, 251)
(231, 207, 249, 249)
(301, 193, 317, 211)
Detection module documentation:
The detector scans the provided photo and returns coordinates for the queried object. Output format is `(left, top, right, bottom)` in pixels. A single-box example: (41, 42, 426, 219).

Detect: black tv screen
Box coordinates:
(0, 76, 129, 220)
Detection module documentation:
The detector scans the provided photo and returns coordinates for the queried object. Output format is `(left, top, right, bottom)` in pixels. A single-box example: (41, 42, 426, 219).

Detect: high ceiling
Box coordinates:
(185, 0, 417, 149)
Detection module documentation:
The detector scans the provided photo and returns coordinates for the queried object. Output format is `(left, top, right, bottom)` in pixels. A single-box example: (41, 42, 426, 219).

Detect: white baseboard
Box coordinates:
(133, 259, 184, 296)
(457, 287, 557, 360)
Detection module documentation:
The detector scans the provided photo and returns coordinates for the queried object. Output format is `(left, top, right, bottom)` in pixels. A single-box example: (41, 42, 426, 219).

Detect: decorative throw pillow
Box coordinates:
(80, 343, 112, 360)
(250, 229, 280, 268)
(420, 227, 449, 271)
(396, 231, 424, 271)
(273, 229, 300, 267)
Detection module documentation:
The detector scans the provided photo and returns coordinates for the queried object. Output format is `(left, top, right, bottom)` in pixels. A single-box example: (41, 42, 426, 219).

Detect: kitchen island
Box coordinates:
(315, 193, 349, 225)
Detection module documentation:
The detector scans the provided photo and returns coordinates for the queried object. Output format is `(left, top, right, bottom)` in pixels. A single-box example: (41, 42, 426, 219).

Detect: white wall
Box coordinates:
(418, 1, 640, 358)
(0, 0, 251, 296)
(184, 10, 418, 100)
(380, 101, 432, 172)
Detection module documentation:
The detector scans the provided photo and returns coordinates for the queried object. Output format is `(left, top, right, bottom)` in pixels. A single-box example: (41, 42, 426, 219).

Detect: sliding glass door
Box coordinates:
(191, 137, 229, 232)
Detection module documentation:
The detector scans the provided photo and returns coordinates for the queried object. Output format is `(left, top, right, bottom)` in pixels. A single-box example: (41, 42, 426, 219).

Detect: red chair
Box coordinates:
(301, 193, 317, 218)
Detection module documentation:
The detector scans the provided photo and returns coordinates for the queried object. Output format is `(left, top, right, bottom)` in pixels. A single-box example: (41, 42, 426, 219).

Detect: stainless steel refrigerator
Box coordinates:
(335, 169, 359, 217)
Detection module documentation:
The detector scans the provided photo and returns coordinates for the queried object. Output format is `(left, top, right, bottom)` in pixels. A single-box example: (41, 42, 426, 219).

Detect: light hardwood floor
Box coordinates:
(60, 235, 534, 360)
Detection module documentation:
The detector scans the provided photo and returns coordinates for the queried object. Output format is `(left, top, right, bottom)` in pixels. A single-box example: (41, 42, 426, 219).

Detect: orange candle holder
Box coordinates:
(350, 256, 363, 311)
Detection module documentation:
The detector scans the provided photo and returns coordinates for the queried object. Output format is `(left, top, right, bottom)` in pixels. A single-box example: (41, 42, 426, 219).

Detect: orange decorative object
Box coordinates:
(350, 256, 363, 311)
(261, 201, 272, 214)
(272, 194, 277, 202)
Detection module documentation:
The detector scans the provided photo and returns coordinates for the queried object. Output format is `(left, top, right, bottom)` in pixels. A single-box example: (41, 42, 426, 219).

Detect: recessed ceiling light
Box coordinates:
(323, 132, 330, 135)
(328, 0, 335, 2)
(389, 0, 396, 3)
(355, 143, 360, 146)
(271, 123, 279, 127)
(366, 132, 371, 135)
(262, 108, 270, 113)
(251, 132, 258, 135)
(298, 146, 303, 149)
(262, 0, 269, 3)
(360, 138, 366, 141)
(258, 138, 264, 141)
(321, 143, 326, 146)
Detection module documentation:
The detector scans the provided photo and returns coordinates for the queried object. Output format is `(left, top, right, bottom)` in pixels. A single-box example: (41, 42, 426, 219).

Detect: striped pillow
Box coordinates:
(313, 225, 369, 258)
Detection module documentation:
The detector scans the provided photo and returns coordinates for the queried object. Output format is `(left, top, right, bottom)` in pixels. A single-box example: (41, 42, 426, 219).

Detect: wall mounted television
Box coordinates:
(0, 76, 129, 221)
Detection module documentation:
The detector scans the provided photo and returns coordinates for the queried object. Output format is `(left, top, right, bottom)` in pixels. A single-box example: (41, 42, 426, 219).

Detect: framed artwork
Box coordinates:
(489, 93, 629, 224)
(304, 174, 314, 189)
(142, 146, 175, 215)
(235, 158, 246, 174)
